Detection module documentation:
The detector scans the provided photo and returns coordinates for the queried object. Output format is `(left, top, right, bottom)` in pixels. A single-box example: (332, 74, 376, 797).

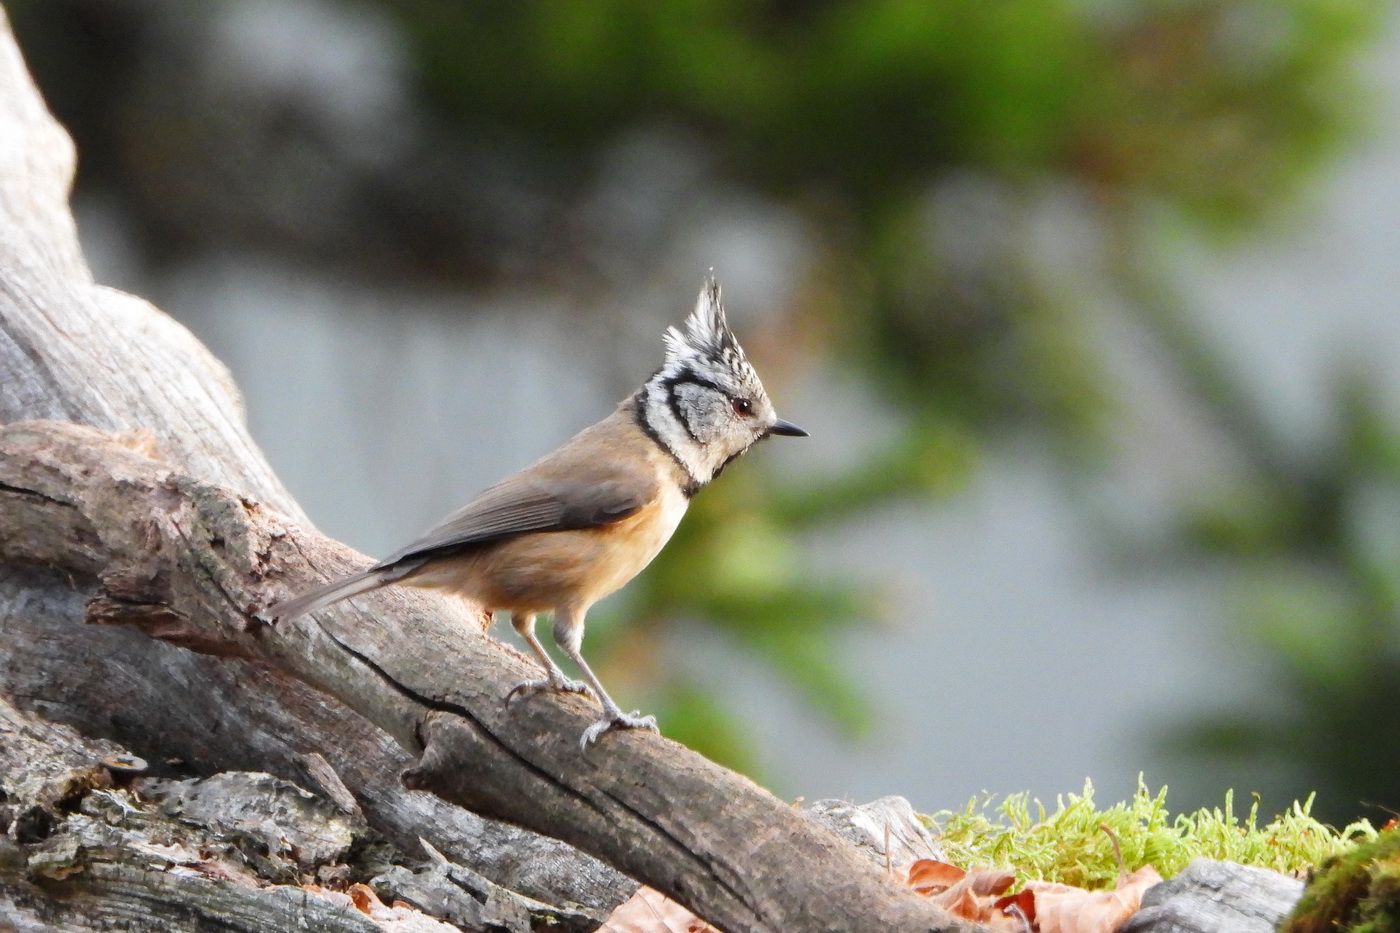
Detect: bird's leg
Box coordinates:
(552, 608, 658, 749)
(505, 611, 595, 703)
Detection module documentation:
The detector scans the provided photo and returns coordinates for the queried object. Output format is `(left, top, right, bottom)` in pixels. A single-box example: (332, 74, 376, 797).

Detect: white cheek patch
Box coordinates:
(642, 277, 779, 491)
(641, 386, 711, 488)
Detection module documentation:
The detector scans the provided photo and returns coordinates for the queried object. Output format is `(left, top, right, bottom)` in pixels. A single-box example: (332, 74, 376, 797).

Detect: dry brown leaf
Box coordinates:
(1022, 865, 1163, 933)
(908, 860, 1018, 926)
(936, 881, 988, 922)
(1018, 879, 1082, 933)
(908, 859, 967, 895)
(969, 867, 1017, 898)
(908, 859, 1015, 895)
(602, 885, 720, 933)
(340, 882, 461, 931)
(907, 856, 1161, 933)
(1118, 865, 1164, 892)
(348, 883, 382, 915)
(994, 887, 1038, 932)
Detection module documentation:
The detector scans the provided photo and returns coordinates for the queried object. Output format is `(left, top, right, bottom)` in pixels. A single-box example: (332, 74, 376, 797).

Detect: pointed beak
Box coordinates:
(768, 418, 809, 438)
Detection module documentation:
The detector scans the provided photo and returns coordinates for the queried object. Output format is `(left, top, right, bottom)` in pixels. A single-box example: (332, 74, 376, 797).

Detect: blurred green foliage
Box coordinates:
(7, 0, 1398, 813)
(393, 0, 1377, 430)
(1164, 361, 1400, 824)
(389, 0, 1384, 788)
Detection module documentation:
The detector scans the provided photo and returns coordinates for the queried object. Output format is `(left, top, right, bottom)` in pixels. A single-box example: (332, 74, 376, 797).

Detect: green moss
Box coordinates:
(1284, 829, 1400, 933)
(926, 776, 1377, 889)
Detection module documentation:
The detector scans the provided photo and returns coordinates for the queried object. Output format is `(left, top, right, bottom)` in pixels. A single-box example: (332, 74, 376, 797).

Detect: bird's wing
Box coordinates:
(375, 469, 655, 569)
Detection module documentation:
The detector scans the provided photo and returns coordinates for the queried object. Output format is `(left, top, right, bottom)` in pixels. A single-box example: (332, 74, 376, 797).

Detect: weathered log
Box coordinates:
(1119, 859, 1304, 933)
(0, 693, 475, 932)
(0, 417, 970, 932)
(803, 797, 946, 871)
(0, 6, 974, 932)
(0, 485, 633, 921)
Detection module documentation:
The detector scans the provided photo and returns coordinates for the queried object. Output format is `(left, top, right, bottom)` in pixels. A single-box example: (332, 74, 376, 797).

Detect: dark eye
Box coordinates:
(731, 397, 753, 417)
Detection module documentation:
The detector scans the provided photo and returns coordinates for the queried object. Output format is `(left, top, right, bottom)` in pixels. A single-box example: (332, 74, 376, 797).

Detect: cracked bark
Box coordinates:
(0, 7, 976, 932)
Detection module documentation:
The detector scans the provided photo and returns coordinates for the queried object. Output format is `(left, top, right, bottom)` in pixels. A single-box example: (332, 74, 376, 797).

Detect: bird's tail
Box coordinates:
(268, 569, 388, 622)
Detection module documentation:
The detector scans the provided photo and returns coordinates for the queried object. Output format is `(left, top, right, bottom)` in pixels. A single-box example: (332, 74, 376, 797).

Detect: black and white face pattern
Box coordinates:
(638, 277, 788, 492)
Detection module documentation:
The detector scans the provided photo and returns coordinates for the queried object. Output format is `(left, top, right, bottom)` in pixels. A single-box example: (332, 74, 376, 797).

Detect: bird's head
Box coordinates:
(639, 275, 806, 492)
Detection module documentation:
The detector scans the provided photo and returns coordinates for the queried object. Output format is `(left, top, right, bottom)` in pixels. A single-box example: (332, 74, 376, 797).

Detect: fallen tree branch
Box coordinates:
(0, 3, 630, 919)
(0, 694, 596, 933)
(0, 419, 969, 932)
(0, 560, 632, 920)
(0, 6, 973, 931)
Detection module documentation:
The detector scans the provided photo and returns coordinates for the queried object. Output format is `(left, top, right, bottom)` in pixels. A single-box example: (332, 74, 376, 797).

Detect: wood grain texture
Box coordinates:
(0, 5, 299, 520)
(0, 3, 630, 921)
(0, 691, 596, 933)
(0, 419, 971, 932)
(0, 694, 385, 933)
(1120, 859, 1304, 933)
(0, 7, 975, 931)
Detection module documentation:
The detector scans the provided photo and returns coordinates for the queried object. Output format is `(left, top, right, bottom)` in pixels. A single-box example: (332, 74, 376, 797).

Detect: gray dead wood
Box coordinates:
(0, 412, 970, 933)
(0, 693, 596, 933)
(803, 797, 946, 871)
(0, 693, 472, 933)
(0, 562, 632, 921)
(1, 860, 431, 933)
(0, 8, 975, 933)
(1119, 858, 1304, 933)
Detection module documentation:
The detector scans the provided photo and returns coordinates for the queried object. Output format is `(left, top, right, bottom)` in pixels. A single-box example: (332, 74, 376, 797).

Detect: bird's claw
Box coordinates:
(506, 676, 596, 705)
(579, 709, 659, 750)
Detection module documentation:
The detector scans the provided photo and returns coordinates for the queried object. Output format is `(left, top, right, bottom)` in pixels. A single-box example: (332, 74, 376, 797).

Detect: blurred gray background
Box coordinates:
(11, 0, 1400, 825)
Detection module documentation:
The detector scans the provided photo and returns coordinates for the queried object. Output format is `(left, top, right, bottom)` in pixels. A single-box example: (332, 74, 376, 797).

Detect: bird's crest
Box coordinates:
(662, 274, 754, 382)
(638, 273, 792, 492)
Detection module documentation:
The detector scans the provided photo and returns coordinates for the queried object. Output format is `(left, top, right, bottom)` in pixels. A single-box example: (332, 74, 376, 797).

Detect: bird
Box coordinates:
(269, 275, 808, 748)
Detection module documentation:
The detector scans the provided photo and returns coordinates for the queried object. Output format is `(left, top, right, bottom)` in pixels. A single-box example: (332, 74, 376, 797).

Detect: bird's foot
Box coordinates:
(506, 676, 596, 705)
(579, 708, 659, 750)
